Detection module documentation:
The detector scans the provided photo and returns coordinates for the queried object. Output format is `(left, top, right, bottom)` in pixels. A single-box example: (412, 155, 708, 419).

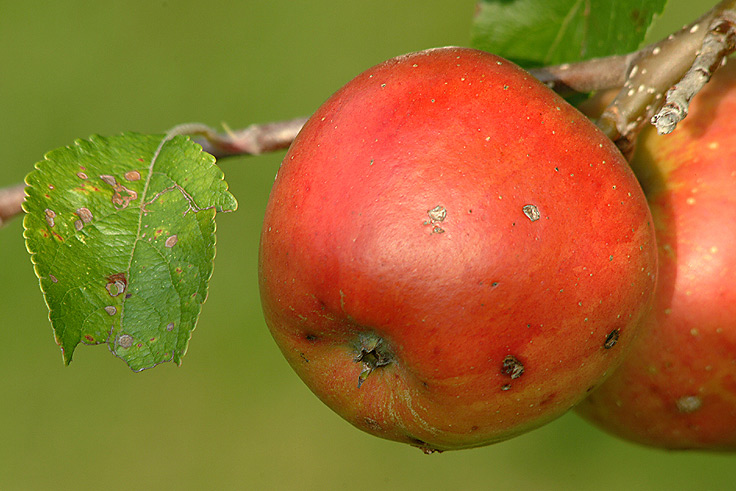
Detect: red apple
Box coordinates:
(576, 62, 736, 450)
(259, 47, 657, 451)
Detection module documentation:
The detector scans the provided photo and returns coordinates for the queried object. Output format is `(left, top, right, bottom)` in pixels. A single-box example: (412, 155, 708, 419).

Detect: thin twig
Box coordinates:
(0, 183, 25, 227)
(184, 117, 309, 158)
(529, 54, 633, 95)
(596, 8, 716, 156)
(652, 1, 736, 134)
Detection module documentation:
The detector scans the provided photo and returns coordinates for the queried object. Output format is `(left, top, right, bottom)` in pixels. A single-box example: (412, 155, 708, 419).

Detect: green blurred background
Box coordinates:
(0, 1, 733, 489)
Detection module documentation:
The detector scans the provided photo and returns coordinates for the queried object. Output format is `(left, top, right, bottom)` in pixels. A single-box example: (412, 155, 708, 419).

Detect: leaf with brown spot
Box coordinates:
(23, 133, 238, 371)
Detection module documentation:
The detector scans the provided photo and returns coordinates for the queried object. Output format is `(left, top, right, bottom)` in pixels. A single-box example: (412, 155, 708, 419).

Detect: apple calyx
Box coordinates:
(354, 333, 392, 388)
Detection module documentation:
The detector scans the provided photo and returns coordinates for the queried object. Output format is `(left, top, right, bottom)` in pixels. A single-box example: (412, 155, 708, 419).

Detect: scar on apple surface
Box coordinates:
(522, 204, 541, 222)
(502, 355, 525, 380)
(604, 329, 620, 349)
(676, 395, 702, 414)
(424, 205, 447, 234)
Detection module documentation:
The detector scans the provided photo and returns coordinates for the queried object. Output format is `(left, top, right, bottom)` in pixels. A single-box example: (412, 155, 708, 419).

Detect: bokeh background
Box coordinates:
(0, 1, 732, 489)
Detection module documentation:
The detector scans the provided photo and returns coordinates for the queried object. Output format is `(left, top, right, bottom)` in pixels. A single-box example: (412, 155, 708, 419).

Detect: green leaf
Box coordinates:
(472, 0, 667, 67)
(23, 133, 238, 371)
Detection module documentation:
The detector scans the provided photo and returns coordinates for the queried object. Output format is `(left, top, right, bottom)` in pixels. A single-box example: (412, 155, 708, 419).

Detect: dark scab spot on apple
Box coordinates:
(501, 384, 512, 391)
(522, 204, 541, 222)
(676, 395, 702, 414)
(540, 392, 557, 406)
(364, 417, 382, 431)
(305, 333, 319, 342)
(409, 438, 443, 454)
(604, 329, 620, 349)
(502, 355, 525, 379)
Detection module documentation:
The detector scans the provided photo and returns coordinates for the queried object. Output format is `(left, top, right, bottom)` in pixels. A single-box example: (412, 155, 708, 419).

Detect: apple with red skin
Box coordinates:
(259, 47, 657, 451)
(575, 62, 736, 450)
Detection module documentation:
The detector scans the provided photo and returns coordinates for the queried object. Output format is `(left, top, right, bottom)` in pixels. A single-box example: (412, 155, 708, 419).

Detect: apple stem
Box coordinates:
(173, 118, 309, 158)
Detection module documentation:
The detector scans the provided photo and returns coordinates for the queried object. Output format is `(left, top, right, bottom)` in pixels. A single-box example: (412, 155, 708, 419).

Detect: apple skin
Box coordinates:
(259, 47, 657, 451)
(575, 62, 736, 450)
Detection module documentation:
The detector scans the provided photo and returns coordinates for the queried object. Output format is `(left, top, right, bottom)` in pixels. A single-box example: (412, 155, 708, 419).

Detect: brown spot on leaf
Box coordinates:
(166, 322, 175, 331)
(74, 220, 83, 231)
(124, 170, 141, 181)
(77, 172, 88, 180)
(99, 175, 117, 186)
(165, 235, 178, 248)
(104, 306, 117, 316)
(100, 175, 138, 209)
(49, 274, 58, 283)
(105, 273, 127, 297)
(117, 334, 134, 349)
(76, 207, 93, 223)
(44, 209, 56, 227)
